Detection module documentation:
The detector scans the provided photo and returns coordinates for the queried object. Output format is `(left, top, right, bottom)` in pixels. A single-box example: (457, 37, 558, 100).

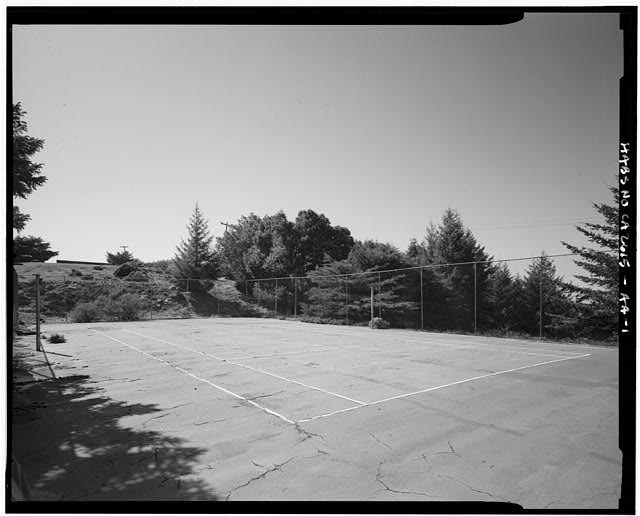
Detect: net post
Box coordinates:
(35, 274, 42, 352)
(420, 267, 424, 331)
(63, 275, 68, 323)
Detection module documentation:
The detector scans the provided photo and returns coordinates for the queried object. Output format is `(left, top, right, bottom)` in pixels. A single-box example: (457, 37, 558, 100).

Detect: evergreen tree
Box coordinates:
(14, 236, 58, 262)
(12, 102, 58, 261)
(561, 187, 618, 339)
(487, 263, 519, 333)
(172, 204, 218, 286)
(422, 209, 494, 332)
(13, 103, 46, 231)
(520, 253, 571, 338)
(106, 249, 135, 265)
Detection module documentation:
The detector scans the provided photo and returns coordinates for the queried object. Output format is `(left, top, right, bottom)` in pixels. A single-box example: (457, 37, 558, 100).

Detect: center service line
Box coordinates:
(124, 329, 367, 406)
(297, 352, 592, 423)
(90, 330, 295, 425)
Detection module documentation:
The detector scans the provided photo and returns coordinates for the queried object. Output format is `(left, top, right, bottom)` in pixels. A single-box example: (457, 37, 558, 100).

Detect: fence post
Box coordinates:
(35, 275, 42, 352)
(186, 278, 189, 292)
(420, 267, 424, 331)
(245, 280, 248, 298)
(474, 262, 477, 335)
(275, 278, 278, 316)
(370, 285, 374, 328)
(63, 275, 68, 323)
(294, 277, 297, 319)
(345, 279, 348, 324)
(539, 274, 543, 339)
(378, 272, 381, 318)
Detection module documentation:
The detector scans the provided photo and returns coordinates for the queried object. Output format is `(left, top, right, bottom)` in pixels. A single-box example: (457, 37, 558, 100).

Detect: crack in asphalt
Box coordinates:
(225, 457, 295, 501)
(368, 431, 392, 450)
(421, 440, 461, 467)
(294, 423, 326, 446)
(439, 473, 512, 503)
(246, 390, 285, 402)
(375, 460, 436, 498)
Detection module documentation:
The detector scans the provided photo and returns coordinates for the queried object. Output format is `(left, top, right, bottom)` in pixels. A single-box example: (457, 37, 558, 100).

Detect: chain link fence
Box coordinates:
(14, 254, 600, 342)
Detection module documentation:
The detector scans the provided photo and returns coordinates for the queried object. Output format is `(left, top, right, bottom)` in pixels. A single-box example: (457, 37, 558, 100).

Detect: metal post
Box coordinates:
(63, 275, 68, 323)
(420, 267, 424, 331)
(217, 296, 220, 316)
(245, 280, 248, 298)
(378, 272, 381, 318)
(474, 262, 477, 335)
(294, 278, 297, 319)
(186, 278, 189, 292)
(345, 280, 348, 324)
(275, 278, 278, 316)
(539, 273, 543, 339)
(35, 275, 41, 351)
(370, 285, 374, 328)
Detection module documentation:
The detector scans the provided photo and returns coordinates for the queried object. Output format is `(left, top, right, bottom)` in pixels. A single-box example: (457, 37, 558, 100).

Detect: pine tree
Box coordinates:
(520, 253, 571, 338)
(561, 187, 618, 339)
(172, 204, 218, 286)
(422, 209, 494, 332)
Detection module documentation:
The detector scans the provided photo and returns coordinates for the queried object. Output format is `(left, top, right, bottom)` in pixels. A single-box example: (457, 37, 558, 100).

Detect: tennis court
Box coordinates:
(22, 317, 620, 506)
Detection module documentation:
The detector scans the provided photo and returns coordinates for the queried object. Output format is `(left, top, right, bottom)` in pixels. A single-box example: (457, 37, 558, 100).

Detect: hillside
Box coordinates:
(13, 261, 265, 327)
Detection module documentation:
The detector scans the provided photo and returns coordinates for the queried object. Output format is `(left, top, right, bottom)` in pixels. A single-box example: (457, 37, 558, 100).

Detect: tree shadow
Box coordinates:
(11, 374, 219, 501)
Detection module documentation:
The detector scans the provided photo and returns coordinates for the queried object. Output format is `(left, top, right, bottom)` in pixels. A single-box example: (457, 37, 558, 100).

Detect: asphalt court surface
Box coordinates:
(17, 317, 621, 506)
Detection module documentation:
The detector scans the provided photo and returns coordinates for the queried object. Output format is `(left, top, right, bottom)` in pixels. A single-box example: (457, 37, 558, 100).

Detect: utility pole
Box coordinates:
(120, 245, 128, 253)
(220, 221, 231, 234)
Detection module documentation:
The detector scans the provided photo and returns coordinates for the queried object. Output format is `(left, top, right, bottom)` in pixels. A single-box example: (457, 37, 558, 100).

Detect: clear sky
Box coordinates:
(12, 14, 623, 279)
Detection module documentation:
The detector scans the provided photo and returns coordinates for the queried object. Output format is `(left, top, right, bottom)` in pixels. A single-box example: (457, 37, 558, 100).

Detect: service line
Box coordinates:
(297, 352, 592, 423)
(123, 329, 367, 406)
(90, 330, 295, 425)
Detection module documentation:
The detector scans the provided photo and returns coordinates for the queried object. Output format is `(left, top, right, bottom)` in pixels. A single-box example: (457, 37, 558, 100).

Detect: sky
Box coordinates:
(12, 14, 623, 280)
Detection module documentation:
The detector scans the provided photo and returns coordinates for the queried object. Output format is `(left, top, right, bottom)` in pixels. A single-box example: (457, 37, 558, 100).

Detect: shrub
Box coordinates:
(369, 317, 390, 329)
(116, 293, 145, 321)
(69, 268, 83, 277)
(114, 262, 139, 278)
(71, 300, 102, 322)
(49, 333, 66, 343)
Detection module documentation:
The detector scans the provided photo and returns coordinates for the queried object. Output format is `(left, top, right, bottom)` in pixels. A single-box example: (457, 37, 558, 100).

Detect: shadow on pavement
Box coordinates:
(11, 373, 218, 501)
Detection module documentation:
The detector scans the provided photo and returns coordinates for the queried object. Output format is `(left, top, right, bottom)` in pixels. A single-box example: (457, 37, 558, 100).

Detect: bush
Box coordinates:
(70, 294, 145, 322)
(369, 317, 390, 329)
(117, 293, 145, 320)
(114, 262, 139, 278)
(69, 268, 83, 277)
(48, 333, 66, 343)
(71, 300, 102, 322)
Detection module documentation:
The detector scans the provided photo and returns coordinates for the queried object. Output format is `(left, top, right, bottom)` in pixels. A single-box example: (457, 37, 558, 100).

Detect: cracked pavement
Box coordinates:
(11, 319, 622, 507)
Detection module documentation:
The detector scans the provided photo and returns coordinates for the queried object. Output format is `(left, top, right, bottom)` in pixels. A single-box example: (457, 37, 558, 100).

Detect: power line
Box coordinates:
(245, 252, 587, 283)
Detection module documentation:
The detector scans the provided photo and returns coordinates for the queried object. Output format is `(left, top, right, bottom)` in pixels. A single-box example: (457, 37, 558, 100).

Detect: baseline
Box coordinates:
(90, 329, 295, 425)
(297, 352, 591, 423)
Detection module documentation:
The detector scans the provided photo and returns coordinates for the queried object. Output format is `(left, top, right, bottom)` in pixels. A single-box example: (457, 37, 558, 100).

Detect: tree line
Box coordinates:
(169, 199, 618, 341)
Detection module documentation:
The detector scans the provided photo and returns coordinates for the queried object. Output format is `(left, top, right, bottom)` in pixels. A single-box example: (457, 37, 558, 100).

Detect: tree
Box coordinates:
(14, 236, 59, 262)
(292, 210, 354, 275)
(13, 103, 46, 232)
(519, 253, 571, 338)
(172, 204, 218, 285)
(561, 187, 619, 339)
(106, 249, 135, 265)
(422, 209, 494, 332)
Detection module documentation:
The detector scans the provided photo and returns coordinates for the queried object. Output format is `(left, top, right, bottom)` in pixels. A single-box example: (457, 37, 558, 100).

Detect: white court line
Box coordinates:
(297, 352, 592, 423)
(90, 330, 295, 425)
(124, 329, 367, 406)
